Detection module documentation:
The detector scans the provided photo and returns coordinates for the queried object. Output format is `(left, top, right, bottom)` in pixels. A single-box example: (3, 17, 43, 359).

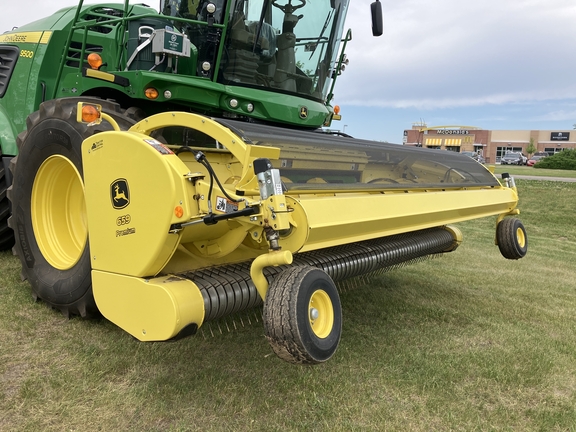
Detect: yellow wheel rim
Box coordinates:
(308, 289, 334, 339)
(32, 155, 87, 270)
(516, 227, 526, 248)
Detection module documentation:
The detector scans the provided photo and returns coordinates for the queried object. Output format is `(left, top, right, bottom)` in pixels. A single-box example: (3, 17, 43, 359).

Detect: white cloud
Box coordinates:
(337, 0, 576, 109)
(532, 109, 576, 122)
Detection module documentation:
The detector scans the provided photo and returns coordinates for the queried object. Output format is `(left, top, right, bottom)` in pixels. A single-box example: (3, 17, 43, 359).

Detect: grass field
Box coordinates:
(1, 177, 576, 431)
(493, 164, 576, 178)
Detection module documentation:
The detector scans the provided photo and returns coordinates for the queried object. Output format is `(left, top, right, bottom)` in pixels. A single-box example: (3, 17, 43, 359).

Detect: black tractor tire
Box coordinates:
(263, 266, 342, 364)
(0, 152, 15, 251)
(7, 97, 134, 318)
(496, 217, 528, 260)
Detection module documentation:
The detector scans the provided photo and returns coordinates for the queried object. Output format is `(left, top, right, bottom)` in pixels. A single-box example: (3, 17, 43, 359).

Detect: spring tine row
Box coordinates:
(186, 227, 455, 331)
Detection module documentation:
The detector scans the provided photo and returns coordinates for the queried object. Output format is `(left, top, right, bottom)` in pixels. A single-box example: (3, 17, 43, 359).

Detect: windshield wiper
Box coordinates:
(308, 9, 333, 60)
(253, 0, 271, 54)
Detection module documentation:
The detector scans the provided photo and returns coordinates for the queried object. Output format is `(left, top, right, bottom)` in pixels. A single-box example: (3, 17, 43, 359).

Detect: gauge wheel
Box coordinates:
(496, 217, 528, 260)
(7, 97, 134, 317)
(263, 265, 342, 364)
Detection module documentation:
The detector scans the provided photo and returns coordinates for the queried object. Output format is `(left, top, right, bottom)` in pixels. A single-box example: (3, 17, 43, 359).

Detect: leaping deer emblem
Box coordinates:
(111, 179, 130, 209)
(113, 184, 128, 203)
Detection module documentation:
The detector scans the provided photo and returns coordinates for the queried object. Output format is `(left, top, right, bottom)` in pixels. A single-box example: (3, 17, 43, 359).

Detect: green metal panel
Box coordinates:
(0, 33, 41, 154)
(0, 5, 76, 154)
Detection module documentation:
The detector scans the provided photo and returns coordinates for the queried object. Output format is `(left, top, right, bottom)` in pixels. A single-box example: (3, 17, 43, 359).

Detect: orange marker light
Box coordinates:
(145, 88, 159, 100)
(334, 105, 340, 115)
(174, 206, 184, 218)
(81, 104, 100, 123)
(87, 53, 103, 70)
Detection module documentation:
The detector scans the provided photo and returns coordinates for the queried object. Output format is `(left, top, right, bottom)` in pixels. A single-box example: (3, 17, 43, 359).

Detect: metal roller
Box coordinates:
(183, 227, 457, 322)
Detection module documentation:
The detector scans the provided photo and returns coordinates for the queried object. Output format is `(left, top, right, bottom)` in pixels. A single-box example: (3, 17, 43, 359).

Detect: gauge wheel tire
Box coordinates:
(7, 97, 134, 318)
(0, 154, 15, 251)
(263, 266, 342, 364)
(496, 217, 528, 260)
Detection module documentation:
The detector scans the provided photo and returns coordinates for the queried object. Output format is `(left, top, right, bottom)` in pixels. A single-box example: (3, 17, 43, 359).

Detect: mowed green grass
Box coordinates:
(1, 178, 576, 431)
(494, 164, 576, 178)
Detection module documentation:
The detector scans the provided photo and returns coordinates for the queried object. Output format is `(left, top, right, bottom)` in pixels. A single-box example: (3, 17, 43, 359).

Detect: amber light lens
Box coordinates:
(145, 88, 159, 99)
(87, 53, 103, 69)
(174, 206, 184, 218)
(81, 105, 100, 123)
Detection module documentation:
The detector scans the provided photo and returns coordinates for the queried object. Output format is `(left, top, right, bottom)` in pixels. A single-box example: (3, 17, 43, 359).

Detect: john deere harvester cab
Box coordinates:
(2, 1, 527, 365)
(164, 0, 346, 97)
(149, 0, 354, 124)
(52, 0, 368, 127)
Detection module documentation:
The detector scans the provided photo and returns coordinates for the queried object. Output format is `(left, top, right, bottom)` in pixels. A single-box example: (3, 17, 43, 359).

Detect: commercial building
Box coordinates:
(402, 123, 576, 163)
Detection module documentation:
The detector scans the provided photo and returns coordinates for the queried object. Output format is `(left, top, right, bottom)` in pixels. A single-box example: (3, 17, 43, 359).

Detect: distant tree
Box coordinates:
(526, 138, 536, 157)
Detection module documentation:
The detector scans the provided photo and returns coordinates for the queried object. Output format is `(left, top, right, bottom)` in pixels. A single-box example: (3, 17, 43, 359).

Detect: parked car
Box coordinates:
(519, 153, 528, 165)
(500, 152, 524, 165)
(461, 151, 486, 164)
(527, 155, 547, 166)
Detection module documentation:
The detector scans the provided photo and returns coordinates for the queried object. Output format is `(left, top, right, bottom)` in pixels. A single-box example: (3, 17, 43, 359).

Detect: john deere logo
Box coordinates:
(111, 179, 130, 209)
(299, 106, 308, 119)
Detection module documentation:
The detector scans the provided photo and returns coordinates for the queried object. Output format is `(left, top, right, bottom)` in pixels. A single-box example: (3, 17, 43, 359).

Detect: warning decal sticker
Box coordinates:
(215, 196, 238, 213)
(144, 139, 173, 155)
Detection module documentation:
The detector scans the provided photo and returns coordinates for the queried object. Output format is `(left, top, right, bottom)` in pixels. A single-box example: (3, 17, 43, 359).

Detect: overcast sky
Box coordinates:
(2, 0, 576, 142)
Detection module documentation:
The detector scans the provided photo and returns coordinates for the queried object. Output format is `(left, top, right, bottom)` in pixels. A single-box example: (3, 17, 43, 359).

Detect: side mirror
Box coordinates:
(371, 0, 383, 37)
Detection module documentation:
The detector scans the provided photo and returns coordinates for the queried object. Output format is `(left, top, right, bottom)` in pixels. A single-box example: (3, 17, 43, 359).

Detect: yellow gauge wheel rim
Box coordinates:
(516, 227, 526, 248)
(308, 289, 334, 339)
(31, 155, 87, 270)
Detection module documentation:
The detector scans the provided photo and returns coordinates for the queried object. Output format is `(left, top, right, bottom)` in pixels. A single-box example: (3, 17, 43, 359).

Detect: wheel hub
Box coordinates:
(516, 227, 526, 248)
(308, 289, 334, 339)
(31, 155, 87, 270)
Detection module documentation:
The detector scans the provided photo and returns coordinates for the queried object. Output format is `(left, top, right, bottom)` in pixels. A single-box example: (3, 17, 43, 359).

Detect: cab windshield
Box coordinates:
(161, 0, 349, 102)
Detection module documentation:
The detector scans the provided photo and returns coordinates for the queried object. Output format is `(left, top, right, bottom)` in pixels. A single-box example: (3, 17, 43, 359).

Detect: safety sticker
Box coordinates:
(215, 196, 238, 213)
(90, 139, 104, 152)
(144, 139, 173, 155)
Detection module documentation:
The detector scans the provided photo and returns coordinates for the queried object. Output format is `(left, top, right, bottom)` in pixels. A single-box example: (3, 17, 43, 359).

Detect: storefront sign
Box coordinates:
(551, 132, 569, 141)
(436, 130, 469, 135)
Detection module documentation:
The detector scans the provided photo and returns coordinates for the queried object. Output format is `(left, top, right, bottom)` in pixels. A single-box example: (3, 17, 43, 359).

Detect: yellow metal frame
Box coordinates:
(286, 188, 518, 253)
(92, 271, 204, 341)
(494, 209, 521, 245)
(250, 250, 293, 300)
(129, 112, 282, 188)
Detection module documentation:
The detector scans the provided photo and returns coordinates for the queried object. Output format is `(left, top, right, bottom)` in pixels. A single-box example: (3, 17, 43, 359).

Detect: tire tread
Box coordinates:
(497, 217, 527, 260)
(264, 266, 341, 364)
